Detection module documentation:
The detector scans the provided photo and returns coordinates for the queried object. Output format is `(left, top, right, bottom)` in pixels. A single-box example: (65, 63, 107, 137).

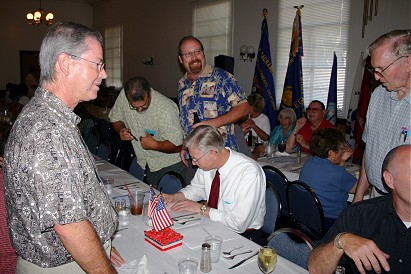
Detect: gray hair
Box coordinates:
(278, 108, 297, 124)
(39, 22, 103, 85)
(184, 125, 224, 153)
(368, 29, 411, 57)
(124, 76, 151, 102)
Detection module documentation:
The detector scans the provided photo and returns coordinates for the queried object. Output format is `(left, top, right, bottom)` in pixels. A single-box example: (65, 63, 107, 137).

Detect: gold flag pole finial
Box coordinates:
(262, 8, 268, 18)
(294, 5, 304, 10)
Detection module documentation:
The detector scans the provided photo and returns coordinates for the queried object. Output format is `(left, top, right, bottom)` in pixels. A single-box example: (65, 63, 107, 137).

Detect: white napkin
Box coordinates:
(117, 255, 149, 274)
(275, 151, 290, 156)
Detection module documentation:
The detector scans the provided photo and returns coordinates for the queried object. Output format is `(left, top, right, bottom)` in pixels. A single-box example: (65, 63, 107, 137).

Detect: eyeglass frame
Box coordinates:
(306, 107, 324, 113)
(128, 93, 151, 112)
(68, 54, 105, 72)
(190, 150, 212, 164)
(367, 55, 407, 78)
(180, 49, 203, 59)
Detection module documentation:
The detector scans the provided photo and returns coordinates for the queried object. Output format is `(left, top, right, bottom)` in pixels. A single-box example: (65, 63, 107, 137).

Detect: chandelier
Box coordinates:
(26, 0, 54, 26)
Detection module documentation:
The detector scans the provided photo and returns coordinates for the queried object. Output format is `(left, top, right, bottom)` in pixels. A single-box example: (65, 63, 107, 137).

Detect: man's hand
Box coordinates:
(162, 193, 174, 204)
(295, 117, 307, 131)
(119, 128, 134, 141)
(139, 132, 157, 150)
(171, 199, 201, 213)
(110, 246, 126, 267)
(341, 233, 390, 274)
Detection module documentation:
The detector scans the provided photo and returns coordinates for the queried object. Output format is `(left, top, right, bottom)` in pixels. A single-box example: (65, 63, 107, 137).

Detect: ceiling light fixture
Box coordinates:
(26, 0, 54, 26)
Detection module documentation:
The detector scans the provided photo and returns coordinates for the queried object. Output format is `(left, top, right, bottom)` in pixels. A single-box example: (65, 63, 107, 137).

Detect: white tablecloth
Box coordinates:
(257, 153, 363, 202)
(96, 160, 309, 274)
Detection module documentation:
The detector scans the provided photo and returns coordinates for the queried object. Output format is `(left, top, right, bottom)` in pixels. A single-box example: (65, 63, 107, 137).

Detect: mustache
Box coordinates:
(189, 59, 201, 66)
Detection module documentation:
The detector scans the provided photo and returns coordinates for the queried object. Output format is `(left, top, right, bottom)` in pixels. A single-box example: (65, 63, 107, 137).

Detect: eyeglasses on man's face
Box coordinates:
(306, 107, 323, 113)
(181, 49, 203, 59)
(367, 55, 407, 78)
(128, 94, 151, 113)
(190, 150, 211, 164)
(69, 54, 105, 72)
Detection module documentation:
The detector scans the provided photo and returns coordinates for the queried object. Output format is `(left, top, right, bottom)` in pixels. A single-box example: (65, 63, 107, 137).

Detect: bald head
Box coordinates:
(382, 144, 411, 192)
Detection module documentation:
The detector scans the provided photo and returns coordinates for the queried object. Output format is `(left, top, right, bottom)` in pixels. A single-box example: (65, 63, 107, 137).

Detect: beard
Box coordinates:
(188, 59, 203, 75)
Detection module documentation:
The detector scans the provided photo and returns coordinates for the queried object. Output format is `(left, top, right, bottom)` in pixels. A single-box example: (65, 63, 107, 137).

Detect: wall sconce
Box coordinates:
(142, 57, 153, 66)
(240, 45, 255, 62)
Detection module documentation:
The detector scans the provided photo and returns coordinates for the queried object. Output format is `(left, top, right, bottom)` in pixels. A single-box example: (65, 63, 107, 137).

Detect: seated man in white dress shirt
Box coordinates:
(163, 125, 266, 245)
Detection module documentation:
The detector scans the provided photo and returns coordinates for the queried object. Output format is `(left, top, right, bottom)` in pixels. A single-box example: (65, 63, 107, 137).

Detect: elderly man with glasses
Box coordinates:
(163, 125, 267, 245)
(286, 100, 335, 154)
(353, 29, 411, 202)
(109, 76, 187, 186)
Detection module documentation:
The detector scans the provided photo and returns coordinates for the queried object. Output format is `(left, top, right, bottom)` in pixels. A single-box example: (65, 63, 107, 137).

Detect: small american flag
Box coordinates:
(152, 195, 174, 231)
(148, 187, 158, 218)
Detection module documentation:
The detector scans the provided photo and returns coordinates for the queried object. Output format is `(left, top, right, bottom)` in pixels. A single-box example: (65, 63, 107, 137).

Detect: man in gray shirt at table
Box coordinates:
(3, 22, 124, 273)
(109, 76, 186, 186)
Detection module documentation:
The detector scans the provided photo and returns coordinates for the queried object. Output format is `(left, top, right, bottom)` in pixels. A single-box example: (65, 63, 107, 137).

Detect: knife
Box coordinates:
(228, 251, 258, 269)
(172, 212, 197, 221)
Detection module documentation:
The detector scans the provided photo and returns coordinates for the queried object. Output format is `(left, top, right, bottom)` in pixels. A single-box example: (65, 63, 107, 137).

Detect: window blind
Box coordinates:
(192, 0, 233, 65)
(275, 0, 351, 118)
(105, 25, 123, 89)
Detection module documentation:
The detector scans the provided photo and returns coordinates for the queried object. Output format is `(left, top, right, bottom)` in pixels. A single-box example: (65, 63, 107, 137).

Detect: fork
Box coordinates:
(222, 245, 244, 255)
(178, 218, 201, 225)
(223, 250, 253, 260)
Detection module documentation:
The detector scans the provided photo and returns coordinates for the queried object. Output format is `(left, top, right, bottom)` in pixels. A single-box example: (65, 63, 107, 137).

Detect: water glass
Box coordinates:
(258, 246, 277, 273)
(204, 235, 223, 263)
(103, 178, 114, 195)
(178, 257, 198, 274)
(115, 199, 130, 227)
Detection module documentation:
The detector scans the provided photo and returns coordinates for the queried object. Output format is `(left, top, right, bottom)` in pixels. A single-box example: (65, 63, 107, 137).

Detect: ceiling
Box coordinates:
(55, 0, 103, 6)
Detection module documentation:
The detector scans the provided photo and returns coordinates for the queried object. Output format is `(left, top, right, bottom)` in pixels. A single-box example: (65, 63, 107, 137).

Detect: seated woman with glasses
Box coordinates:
(299, 128, 357, 231)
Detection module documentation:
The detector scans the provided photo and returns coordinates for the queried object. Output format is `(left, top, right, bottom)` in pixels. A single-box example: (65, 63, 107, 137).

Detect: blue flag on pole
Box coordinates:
(326, 52, 337, 125)
(252, 15, 277, 129)
(280, 8, 304, 119)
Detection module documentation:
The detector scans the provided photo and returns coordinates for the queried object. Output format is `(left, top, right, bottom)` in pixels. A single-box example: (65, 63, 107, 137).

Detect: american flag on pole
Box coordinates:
(148, 187, 158, 218)
(152, 195, 174, 232)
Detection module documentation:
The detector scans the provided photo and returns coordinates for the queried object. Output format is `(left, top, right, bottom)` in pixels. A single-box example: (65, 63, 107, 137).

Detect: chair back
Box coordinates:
(157, 171, 186, 194)
(286, 180, 326, 240)
(262, 165, 289, 217)
(128, 156, 145, 181)
(262, 182, 281, 235)
(267, 227, 314, 269)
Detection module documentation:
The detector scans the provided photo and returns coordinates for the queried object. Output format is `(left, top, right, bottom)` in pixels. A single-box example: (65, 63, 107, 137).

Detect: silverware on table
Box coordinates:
(222, 245, 244, 255)
(223, 250, 253, 260)
(172, 213, 197, 221)
(228, 251, 258, 269)
(177, 218, 201, 225)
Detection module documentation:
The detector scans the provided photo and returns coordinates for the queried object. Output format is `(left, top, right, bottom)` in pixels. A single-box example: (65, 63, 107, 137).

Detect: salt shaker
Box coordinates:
(296, 146, 302, 164)
(200, 243, 212, 273)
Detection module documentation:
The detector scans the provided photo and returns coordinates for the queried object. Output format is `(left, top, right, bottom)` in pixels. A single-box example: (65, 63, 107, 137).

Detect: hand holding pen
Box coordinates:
(119, 127, 138, 142)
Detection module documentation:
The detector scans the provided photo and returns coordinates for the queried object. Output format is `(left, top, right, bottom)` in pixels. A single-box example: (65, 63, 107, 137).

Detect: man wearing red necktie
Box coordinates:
(163, 125, 266, 245)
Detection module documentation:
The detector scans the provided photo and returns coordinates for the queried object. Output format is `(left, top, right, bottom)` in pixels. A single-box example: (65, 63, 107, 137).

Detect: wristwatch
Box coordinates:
(199, 205, 207, 215)
(334, 232, 347, 249)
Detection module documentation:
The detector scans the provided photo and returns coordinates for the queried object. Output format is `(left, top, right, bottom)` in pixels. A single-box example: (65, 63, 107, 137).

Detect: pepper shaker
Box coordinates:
(200, 243, 212, 273)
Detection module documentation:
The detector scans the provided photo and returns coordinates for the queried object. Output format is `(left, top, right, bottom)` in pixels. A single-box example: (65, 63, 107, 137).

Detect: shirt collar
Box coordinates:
(36, 87, 81, 125)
